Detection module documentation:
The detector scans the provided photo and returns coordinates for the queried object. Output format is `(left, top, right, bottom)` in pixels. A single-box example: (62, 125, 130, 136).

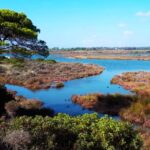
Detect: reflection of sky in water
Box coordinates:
(6, 54, 150, 116)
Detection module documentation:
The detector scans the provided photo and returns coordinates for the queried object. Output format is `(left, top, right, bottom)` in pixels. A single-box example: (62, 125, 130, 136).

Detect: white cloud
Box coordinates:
(123, 30, 134, 37)
(136, 11, 150, 17)
(118, 23, 126, 28)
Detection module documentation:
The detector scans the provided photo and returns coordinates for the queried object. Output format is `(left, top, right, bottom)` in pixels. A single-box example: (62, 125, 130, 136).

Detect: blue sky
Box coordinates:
(1, 0, 150, 47)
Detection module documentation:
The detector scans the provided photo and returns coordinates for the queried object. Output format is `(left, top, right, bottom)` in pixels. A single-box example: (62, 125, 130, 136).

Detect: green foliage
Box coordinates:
(0, 41, 8, 46)
(3, 57, 25, 67)
(36, 58, 57, 64)
(0, 113, 142, 150)
(0, 9, 49, 58)
(11, 47, 34, 59)
(0, 9, 39, 40)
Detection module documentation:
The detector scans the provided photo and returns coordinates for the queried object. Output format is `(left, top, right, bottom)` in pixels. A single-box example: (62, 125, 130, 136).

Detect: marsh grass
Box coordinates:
(72, 93, 136, 115)
(35, 58, 57, 64)
(0, 57, 25, 68)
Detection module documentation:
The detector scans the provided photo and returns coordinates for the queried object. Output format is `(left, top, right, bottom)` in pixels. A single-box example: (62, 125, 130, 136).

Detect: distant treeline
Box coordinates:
(49, 47, 150, 51)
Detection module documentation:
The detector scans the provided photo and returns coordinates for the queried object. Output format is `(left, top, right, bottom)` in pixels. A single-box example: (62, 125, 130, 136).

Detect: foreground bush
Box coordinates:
(0, 113, 142, 150)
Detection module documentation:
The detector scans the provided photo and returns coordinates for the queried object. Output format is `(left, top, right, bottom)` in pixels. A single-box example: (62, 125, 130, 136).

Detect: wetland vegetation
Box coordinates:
(0, 7, 150, 150)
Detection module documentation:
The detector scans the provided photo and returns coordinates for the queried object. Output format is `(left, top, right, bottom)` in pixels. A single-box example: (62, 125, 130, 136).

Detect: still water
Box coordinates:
(6, 55, 150, 115)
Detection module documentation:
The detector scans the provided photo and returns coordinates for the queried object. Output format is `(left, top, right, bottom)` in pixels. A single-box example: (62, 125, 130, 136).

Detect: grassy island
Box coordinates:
(0, 57, 104, 90)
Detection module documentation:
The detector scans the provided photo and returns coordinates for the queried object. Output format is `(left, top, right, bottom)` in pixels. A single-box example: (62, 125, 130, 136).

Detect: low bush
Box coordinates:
(0, 113, 142, 150)
(36, 58, 57, 64)
(55, 82, 64, 88)
(1, 57, 25, 68)
(120, 97, 150, 128)
(0, 85, 53, 118)
(0, 85, 14, 115)
(5, 99, 54, 118)
(3, 130, 31, 150)
(0, 56, 7, 61)
(11, 47, 34, 59)
(72, 93, 136, 115)
(19, 100, 44, 109)
(5, 101, 19, 118)
(138, 128, 150, 150)
(111, 72, 150, 97)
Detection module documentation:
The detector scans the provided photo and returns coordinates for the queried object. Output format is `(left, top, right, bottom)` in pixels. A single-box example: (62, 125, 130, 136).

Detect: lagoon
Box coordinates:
(6, 54, 150, 115)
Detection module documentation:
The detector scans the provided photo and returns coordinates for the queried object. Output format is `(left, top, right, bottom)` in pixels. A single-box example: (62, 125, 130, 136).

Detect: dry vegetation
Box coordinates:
(111, 71, 150, 149)
(50, 50, 150, 60)
(72, 93, 150, 150)
(0, 57, 104, 90)
(72, 71, 150, 150)
(111, 72, 150, 96)
(0, 85, 54, 118)
(72, 93, 135, 115)
(111, 72, 150, 127)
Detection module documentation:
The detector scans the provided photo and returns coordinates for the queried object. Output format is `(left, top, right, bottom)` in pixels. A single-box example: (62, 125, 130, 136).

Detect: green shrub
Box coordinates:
(0, 41, 9, 46)
(11, 47, 34, 59)
(0, 113, 142, 150)
(36, 58, 57, 64)
(2, 57, 25, 67)
(56, 82, 64, 88)
(45, 59, 57, 64)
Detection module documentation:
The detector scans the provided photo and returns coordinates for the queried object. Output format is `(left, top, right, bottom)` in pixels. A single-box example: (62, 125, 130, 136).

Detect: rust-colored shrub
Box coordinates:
(5, 101, 19, 118)
(55, 82, 64, 88)
(19, 99, 43, 109)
